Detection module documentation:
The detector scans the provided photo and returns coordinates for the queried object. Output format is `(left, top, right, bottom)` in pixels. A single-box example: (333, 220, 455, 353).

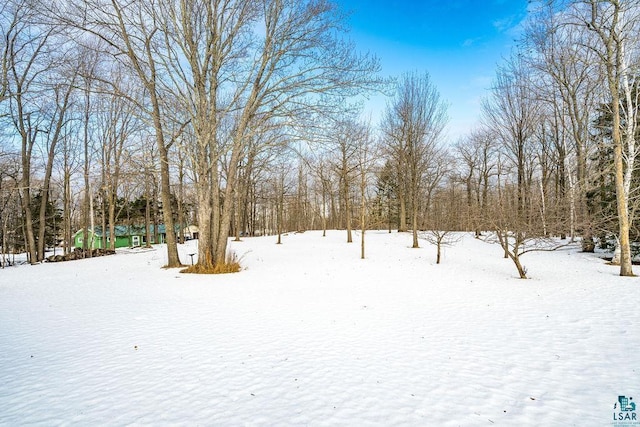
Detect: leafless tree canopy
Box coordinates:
(2, 0, 640, 278)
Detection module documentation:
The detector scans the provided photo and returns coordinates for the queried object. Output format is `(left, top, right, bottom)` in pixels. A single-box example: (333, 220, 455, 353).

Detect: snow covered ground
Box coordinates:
(1, 230, 638, 426)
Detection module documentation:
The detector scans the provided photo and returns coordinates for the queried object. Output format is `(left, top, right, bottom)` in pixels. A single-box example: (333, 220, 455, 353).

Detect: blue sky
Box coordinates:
(339, 0, 530, 140)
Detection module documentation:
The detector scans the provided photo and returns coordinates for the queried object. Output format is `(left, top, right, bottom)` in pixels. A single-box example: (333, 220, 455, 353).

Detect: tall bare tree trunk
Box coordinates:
(82, 76, 93, 257)
(63, 168, 71, 255)
(19, 152, 36, 264)
(177, 149, 186, 245)
(148, 82, 181, 266)
(610, 92, 633, 276)
(36, 82, 75, 260)
(411, 188, 420, 248)
(398, 173, 407, 232)
(587, 0, 633, 276)
(360, 161, 367, 260)
(343, 175, 353, 244)
(215, 136, 243, 265)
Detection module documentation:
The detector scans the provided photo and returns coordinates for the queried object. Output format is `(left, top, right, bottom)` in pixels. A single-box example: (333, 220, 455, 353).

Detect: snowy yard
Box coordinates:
(1, 231, 638, 426)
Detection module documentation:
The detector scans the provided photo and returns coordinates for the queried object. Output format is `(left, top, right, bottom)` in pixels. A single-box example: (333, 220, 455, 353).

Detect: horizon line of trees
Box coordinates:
(2, 0, 640, 277)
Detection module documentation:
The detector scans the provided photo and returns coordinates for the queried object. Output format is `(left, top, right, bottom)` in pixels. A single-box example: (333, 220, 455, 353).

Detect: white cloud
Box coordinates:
(492, 16, 516, 32)
(462, 37, 482, 48)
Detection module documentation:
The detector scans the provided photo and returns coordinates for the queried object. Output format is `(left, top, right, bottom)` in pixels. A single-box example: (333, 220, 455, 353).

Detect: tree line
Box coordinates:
(1, 0, 639, 277)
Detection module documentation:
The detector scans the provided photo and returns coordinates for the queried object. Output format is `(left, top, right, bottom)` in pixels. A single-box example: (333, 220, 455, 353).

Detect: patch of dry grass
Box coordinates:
(181, 252, 241, 274)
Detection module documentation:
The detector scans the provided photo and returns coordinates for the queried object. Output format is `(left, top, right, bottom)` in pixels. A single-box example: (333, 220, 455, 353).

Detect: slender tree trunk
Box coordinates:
(101, 191, 107, 248)
(511, 252, 527, 279)
(30, 192, 45, 256)
(145, 171, 152, 248)
(177, 161, 185, 244)
(16, 88, 37, 263)
(215, 137, 243, 265)
(322, 178, 328, 237)
(276, 174, 284, 245)
(37, 85, 73, 260)
(277, 197, 282, 244)
(588, 0, 633, 276)
(89, 183, 95, 251)
(108, 193, 116, 250)
(19, 178, 36, 264)
(611, 96, 633, 275)
(83, 84, 92, 257)
(150, 100, 181, 266)
(398, 188, 407, 232)
(344, 176, 352, 243)
(360, 161, 367, 259)
(361, 216, 365, 259)
(412, 205, 419, 248)
(234, 172, 242, 241)
(63, 169, 71, 255)
(411, 178, 419, 248)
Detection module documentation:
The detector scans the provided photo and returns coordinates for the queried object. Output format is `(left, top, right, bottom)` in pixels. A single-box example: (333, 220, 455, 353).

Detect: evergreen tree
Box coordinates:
(29, 192, 62, 250)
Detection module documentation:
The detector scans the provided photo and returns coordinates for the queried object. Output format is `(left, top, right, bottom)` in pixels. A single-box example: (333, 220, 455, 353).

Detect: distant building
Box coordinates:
(73, 225, 177, 249)
(183, 225, 199, 240)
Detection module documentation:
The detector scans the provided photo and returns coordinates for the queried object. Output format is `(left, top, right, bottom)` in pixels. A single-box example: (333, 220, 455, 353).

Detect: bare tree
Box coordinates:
(36, 69, 77, 260)
(579, 0, 640, 276)
(79, 49, 97, 256)
(56, 106, 81, 255)
(381, 71, 449, 248)
(492, 225, 575, 279)
(328, 117, 363, 243)
(269, 148, 294, 245)
(0, 2, 11, 105)
(96, 0, 381, 271)
(421, 182, 463, 264)
(483, 177, 575, 279)
(482, 55, 541, 225)
(144, 0, 257, 270)
(4, 0, 63, 263)
(454, 128, 498, 235)
(0, 151, 20, 266)
(525, 3, 601, 247)
(56, 0, 186, 266)
(209, 0, 380, 267)
(95, 69, 142, 250)
(312, 154, 334, 237)
(355, 121, 376, 259)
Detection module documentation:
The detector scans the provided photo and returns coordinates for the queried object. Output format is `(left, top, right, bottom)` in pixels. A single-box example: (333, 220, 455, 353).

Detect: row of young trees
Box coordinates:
(422, 0, 640, 277)
(480, 0, 640, 277)
(2, 0, 639, 277)
(230, 0, 640, 279)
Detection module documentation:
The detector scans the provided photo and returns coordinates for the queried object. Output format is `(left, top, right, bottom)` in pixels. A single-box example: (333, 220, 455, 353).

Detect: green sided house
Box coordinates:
(73, 225, 171, 249)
